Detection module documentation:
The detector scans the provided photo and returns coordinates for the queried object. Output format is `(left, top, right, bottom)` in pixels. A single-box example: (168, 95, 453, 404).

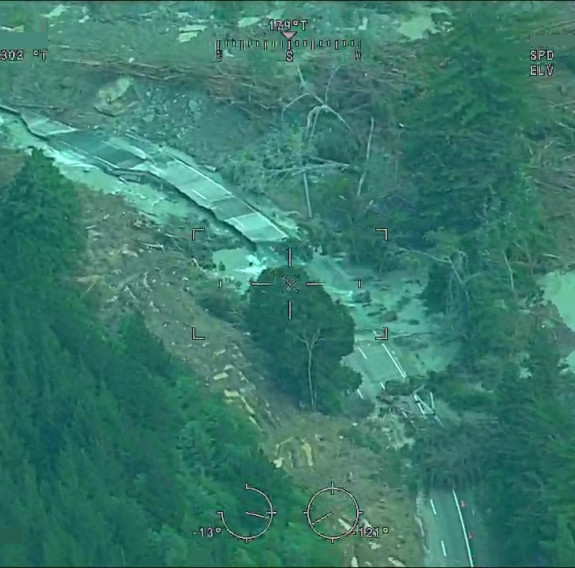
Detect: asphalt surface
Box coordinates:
(424, 488, 474, 567)
(345, 337, 405, 400)
(457, 490, 494, 567)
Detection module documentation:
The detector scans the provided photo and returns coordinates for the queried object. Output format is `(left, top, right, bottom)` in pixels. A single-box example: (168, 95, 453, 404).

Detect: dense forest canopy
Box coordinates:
(0, 150, 339, 566)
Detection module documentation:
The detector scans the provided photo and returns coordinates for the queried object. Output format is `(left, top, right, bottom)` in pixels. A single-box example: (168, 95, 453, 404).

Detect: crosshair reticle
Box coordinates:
(249, 247, 324, 321)
(282, 275, 299, 293)
(304, 482, 363, 543)
(189, 221, 392, 334)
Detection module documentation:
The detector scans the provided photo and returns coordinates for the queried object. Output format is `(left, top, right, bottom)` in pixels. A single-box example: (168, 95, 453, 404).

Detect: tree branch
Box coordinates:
(395, 245, 471, 316)
(303, 170, 312, 219)
(502, 250, 517, 301)
(357, 117, 375, 197)
(298, 328, 323, 411)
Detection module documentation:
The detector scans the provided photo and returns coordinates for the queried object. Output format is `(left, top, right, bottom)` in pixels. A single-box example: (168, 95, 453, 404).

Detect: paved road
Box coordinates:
(225, 206, 488, 568)
(346, 340, 492, 568)
(457, 490, 494, 567)
(345, 337, 406, 400)
(424, 488, 474, 567)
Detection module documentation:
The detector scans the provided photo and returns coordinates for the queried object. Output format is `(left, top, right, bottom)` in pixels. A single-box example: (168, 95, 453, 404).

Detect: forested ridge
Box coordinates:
(0, 150, 339, 566)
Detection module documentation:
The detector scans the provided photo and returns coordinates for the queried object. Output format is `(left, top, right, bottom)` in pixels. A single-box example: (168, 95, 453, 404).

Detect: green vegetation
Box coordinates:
(3, 2, 574, 566)
(0, 150, 85, 288)
(397, 0, 551, 358)
(246, 266, 361, 413)
(398, 2, 533, 238)
(0, 150, 340, 566)
(397, 4, 575, 566)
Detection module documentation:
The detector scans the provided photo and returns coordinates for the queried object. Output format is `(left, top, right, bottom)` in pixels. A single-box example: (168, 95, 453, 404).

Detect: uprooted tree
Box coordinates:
(412, 419, 493, 490)
(246, 265, 360, 413)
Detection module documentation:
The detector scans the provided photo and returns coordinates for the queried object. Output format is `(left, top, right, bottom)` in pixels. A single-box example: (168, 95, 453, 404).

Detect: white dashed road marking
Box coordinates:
(441, 540, 447, 558)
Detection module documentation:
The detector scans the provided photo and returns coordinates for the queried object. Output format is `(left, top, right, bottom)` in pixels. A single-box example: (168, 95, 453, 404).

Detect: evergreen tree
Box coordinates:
(246, 265, 360, 412)
(398, 2, 535, 239)
(0, 150, 85, 289)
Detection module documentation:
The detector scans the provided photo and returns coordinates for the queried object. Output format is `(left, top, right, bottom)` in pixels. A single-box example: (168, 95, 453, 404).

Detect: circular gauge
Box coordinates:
(304, 482, 363, 543)
(217, 483, 276, 543)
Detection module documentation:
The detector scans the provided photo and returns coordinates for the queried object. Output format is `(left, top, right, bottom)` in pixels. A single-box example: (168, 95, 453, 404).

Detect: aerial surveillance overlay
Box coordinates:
(0, 1, 574, 567)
